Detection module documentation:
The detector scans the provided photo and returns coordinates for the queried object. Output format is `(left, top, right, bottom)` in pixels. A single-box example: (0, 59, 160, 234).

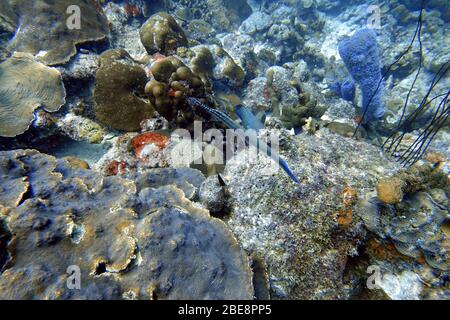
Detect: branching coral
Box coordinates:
(145, 56, 205, 124)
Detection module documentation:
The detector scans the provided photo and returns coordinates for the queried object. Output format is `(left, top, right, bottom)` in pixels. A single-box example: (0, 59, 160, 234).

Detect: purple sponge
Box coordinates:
(338, 29, 384, 122)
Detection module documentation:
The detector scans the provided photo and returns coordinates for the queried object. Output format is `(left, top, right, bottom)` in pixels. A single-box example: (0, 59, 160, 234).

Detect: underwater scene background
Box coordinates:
(0, 0, 448, 300)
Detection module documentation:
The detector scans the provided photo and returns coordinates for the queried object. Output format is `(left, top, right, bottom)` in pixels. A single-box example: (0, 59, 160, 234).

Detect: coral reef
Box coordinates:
(145, 56, 204, 123)
(4, 0, 109, 66)
(358, 162, 449, 272)
(0, 52, 66, 137)
(94, 49, 155, 131)
(0, 149, 253, 299)
(174, 0, 252, 32)
(0, 0, 448, 302)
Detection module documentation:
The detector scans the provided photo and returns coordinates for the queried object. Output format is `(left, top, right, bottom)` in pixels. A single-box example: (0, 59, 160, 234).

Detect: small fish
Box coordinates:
(187, 97, 300, 185)
(234, 105, 265, 131)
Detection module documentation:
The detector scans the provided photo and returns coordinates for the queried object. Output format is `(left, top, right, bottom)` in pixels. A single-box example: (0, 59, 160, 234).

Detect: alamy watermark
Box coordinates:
(66, 265, 81, 290)
(367, 5, 382, 29)
(66, 5, 81, 30)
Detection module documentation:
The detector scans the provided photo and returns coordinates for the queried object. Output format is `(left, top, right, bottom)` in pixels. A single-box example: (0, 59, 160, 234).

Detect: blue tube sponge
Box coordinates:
(340, 78, 356, 102)
(338, 29, 384, 122)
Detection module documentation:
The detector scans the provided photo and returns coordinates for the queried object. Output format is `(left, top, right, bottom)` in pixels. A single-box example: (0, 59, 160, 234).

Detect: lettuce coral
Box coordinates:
(4, 0, 109, 66)
(0, 52, 66, 137)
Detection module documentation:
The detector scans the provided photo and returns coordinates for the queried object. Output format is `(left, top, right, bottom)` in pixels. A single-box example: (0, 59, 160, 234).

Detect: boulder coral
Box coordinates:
(145, 56, 205, 123)
(182, 45, 246, 87)
(0, 52, 66, 137)
(0, 149, 254, 300)
(94, 49, 155, 131)
(140, 12, 188, 55)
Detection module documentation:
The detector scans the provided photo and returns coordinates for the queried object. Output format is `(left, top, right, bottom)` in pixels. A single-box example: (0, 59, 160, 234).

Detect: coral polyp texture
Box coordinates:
(0, 150, 253, 300)
(94, 49, 155, 131)
(4, 0, 109, 66)
(0, 52, 66, 137)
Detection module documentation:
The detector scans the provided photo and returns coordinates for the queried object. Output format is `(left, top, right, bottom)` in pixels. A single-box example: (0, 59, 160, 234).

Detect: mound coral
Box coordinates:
(0, 149, 253, 299)
(94, 49, 155, 131)
(4, 0, 109, 66)
(280, 87, 326, 130)
(338, 29, 384, 123)
(182, 45, 246, 88)
(140, 12, 188, 55)
(0, 52, 66, 137)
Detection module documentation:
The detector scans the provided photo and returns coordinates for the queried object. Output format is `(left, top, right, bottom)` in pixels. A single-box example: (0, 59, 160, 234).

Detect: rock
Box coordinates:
(199, 175, 229, 216)
(239, 12, 273, 35)
(103, 2, 148, 59)
(201, 129, 400, 299)
(378, 271, 423, 300)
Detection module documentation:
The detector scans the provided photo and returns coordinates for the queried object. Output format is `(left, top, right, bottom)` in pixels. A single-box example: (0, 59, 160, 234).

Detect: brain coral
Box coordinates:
(0, 149, 253, 300)
(0, 52, 66, 137)
(140, 12, 188, 55)
(4, 0, 109, 66)
(94, 49, 155, 131)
